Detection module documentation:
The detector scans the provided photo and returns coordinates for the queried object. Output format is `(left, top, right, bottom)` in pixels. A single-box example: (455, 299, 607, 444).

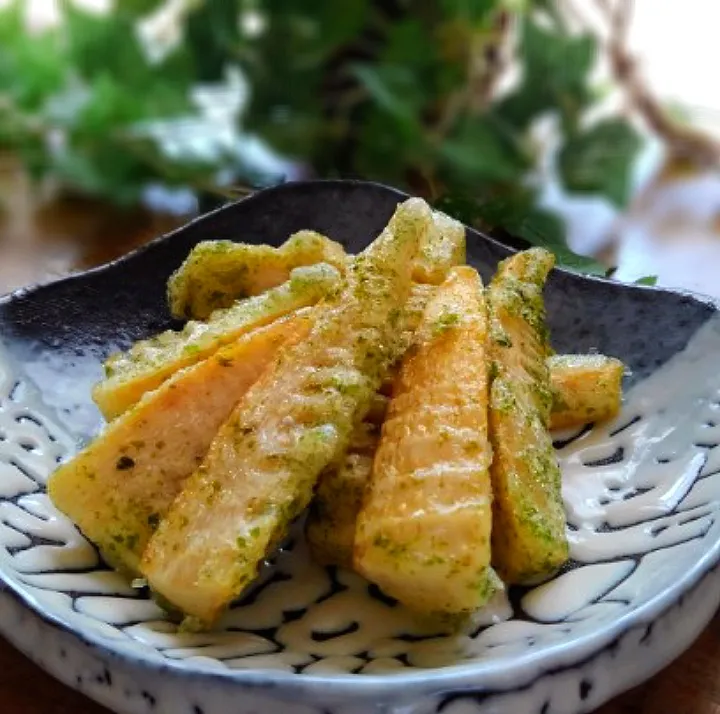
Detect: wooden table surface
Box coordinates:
(1, 157, 720, 713)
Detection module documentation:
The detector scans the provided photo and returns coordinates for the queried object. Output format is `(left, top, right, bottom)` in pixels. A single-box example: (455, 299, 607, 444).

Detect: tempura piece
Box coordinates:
(307, 449, 377, 569)
(305, 352, 623, 570)
(354, 266, 496, 615)
(48, 311, 311, 575)
(412, 210, 466, 285)
(306, 404, 383, 568)
(305, 285, 432, 569)
(549, 354, 624, 430)
(94, 264, 339, 419)
(141, 198, 432, 628)
(168, 231, 347, 319)
(487, 248, 568, 585)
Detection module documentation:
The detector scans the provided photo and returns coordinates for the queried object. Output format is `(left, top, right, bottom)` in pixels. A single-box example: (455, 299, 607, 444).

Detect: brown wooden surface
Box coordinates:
(1, 156, 719, 714)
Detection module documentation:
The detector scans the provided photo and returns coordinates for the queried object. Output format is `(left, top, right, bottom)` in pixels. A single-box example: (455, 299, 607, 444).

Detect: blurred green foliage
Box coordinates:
(0, 0, 644, 273)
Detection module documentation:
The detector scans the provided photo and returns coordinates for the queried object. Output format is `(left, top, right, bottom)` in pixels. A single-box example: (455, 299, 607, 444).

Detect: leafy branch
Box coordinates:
(0, 0, 684, 275)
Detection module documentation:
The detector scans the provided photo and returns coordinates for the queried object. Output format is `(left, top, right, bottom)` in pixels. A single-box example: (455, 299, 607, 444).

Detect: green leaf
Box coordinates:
(50, 147, 149, 206)
(634, 275, 658, 286)
(0, 2, 66, 110)
(123, 132, 227, 185)
(185, 0, 242, 82)
(436, 192, 607, 275)
(510, 207, 607, 275)
(352, 64, 425, 128)
(115, 0, 167, 18)
(558, 119, 643, 207)
(11, 132, 52, 180)
(302, 0, 368, 56)
(72, 77, 148, 134)
(530, 0, 567, 28)
(241, 0, 367, 163)
(433, 193, 487, 225)
(66, 7, 144, 84)
(0, 0, 653, 234)
(438, 117, 529, 185)
(523, 18, 595, 92)
(381, 19, 436, 71)
(441, 0, 497, 24)
(240, 0, 367, 69)
(0, 0, 23, 45)
(65, 4, 194, 99)
(496, 18, 596, 130)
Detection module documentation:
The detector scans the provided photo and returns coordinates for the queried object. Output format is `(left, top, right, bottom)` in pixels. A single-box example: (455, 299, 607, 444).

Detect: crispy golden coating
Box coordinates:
(487, 248, 568, 585)
(51, 177, 627, 626)
(94, 264, 339, 420)
(355, 266, 496, 615)
(412, 210, 466, 285)
(49, 311, 310, 575)
(305, 284, 433, 569)
(307, 449, 377, 569)
(306, 349, 623, 569)
(549, 354, 624, 429)
(140, 198, 431, 628)
(167, 231, 347, 320)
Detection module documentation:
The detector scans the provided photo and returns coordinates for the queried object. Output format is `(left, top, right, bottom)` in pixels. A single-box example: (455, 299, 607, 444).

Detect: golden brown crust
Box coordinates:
(355, 266, 497, 614)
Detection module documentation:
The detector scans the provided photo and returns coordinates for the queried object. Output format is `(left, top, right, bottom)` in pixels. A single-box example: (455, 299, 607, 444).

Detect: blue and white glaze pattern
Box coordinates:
(1, 313, 720, 713)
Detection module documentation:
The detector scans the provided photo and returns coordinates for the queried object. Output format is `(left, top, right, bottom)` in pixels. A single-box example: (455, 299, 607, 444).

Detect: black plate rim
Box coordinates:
(1, 178, 718, 314)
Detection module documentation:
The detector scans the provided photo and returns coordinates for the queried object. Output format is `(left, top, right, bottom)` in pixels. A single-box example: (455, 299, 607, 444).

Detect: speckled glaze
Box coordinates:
(0, 180, 719, 714)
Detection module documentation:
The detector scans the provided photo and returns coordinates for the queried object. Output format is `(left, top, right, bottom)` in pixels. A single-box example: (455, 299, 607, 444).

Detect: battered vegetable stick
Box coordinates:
(167, 208, 460, 322)
(305, 287, 431, 569)
(307, 450, 377, 569)
(354, 266, 496, 615)
(487, 248, 568, 585)
(94, 263, 340, 420)
(549, 354, 624, 430)
(413, 210, 466, 284)
(307, 242, 615, 573)
(306, 354, 623, 570)
(141, 198, 431, 628)
(306, 408, 383, 568)
(99, 269, 431, 424)
(168, 231, 348, 319)
(49, 310, 311, 575)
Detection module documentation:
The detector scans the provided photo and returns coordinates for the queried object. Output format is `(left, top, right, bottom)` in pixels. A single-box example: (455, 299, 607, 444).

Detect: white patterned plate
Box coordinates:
(0, 181, 719, 714)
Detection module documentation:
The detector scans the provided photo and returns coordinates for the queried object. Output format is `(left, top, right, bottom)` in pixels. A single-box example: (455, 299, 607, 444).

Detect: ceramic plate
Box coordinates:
(1, 180, 719, 714)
